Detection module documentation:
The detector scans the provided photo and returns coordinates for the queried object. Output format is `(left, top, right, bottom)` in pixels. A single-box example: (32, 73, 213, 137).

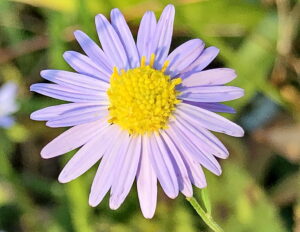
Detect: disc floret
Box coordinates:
(107, 56, 182, 134)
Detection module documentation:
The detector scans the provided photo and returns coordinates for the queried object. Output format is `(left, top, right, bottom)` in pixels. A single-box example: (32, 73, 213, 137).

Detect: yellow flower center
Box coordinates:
(107, 55, 182, 135)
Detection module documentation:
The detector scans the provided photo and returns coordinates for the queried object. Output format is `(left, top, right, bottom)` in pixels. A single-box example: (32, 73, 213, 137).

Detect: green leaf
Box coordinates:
(201, 187, 212, 215)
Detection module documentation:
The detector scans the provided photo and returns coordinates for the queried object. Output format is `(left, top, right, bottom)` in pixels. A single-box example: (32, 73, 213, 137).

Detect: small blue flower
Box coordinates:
(0, 82, 18, 128)
(31, 5, 244, 218)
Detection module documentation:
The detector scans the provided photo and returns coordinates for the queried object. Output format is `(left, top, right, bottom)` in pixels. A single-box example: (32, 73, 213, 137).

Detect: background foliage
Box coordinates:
(0, 0, 299, 231)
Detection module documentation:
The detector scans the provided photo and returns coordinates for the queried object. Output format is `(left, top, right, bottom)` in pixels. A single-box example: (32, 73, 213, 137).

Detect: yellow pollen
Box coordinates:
(107, 55, 182, 135)
(150, 54, 155, 67)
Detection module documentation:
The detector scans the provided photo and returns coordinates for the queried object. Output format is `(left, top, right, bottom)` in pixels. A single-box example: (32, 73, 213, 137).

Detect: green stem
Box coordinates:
(186, 197, 224, 232)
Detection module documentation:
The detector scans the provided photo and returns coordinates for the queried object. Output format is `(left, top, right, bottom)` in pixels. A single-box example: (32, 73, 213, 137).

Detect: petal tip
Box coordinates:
(40, 70, 47, 77)
(88, 201, 97, 208)
(237, 127, 245, 137)
(216, 168, 222, 176)
(95, 14, 106, 23)
(220, 152, 229, 159)
(197, 181, 207, 189)
(45, 121, 56, 128)
(73, 30, 86, 40)
(182, 189, 193, 198)
(109, 199, 120, 210)
(40, 148, 51, 159)
(165, 191, 178, 199)
(165, 4, 175, 10)
(88, 197, 99, 207)
(73, 29, 82, 36)
(30, 111, 39, 120)
(62, 51, 72, 60)
(111, 8, 121, 15)
(142, 212, 155, 219)
(210, 46, 220, 53)
(58, 174, 68, 183)
(29, 84, 38, 92)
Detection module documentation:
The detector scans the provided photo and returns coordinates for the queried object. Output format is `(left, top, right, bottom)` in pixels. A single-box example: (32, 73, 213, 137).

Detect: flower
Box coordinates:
(30, 4, 244, 218)
(0, 82, 18, 128)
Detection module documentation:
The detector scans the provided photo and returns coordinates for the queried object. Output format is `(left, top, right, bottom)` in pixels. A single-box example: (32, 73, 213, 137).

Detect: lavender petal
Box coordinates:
(41, 119, 107, 159)
(177, 103, 244, 137)
(182, 68, 237, 87)
(74, 30, 113, 75)
(111, 9, 139, 68)
(166, 39, 204, 77)
(181, 46, 219, 78)
(152, 4, 175, 70)
(110, 135, 141, 209)
(95, 14, 128, 70)
(179, 86, 244, 102)
(137, 137, 157, 219)
(137, 11, 156, 62)
(63, 51, 110, 82)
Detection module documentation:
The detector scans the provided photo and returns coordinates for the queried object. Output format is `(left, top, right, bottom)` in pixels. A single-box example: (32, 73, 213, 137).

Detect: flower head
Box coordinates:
(0, 82, 18, 128)
(30, 4, 244, 218)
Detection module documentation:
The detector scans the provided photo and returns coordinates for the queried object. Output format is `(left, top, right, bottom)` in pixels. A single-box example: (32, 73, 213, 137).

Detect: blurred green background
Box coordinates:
(0, 0, 299, 231)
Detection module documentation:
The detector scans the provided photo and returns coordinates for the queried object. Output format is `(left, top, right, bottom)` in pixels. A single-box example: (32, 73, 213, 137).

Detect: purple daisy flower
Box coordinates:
(0, 82, 18, 128)
(31, 4, 244, 218)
